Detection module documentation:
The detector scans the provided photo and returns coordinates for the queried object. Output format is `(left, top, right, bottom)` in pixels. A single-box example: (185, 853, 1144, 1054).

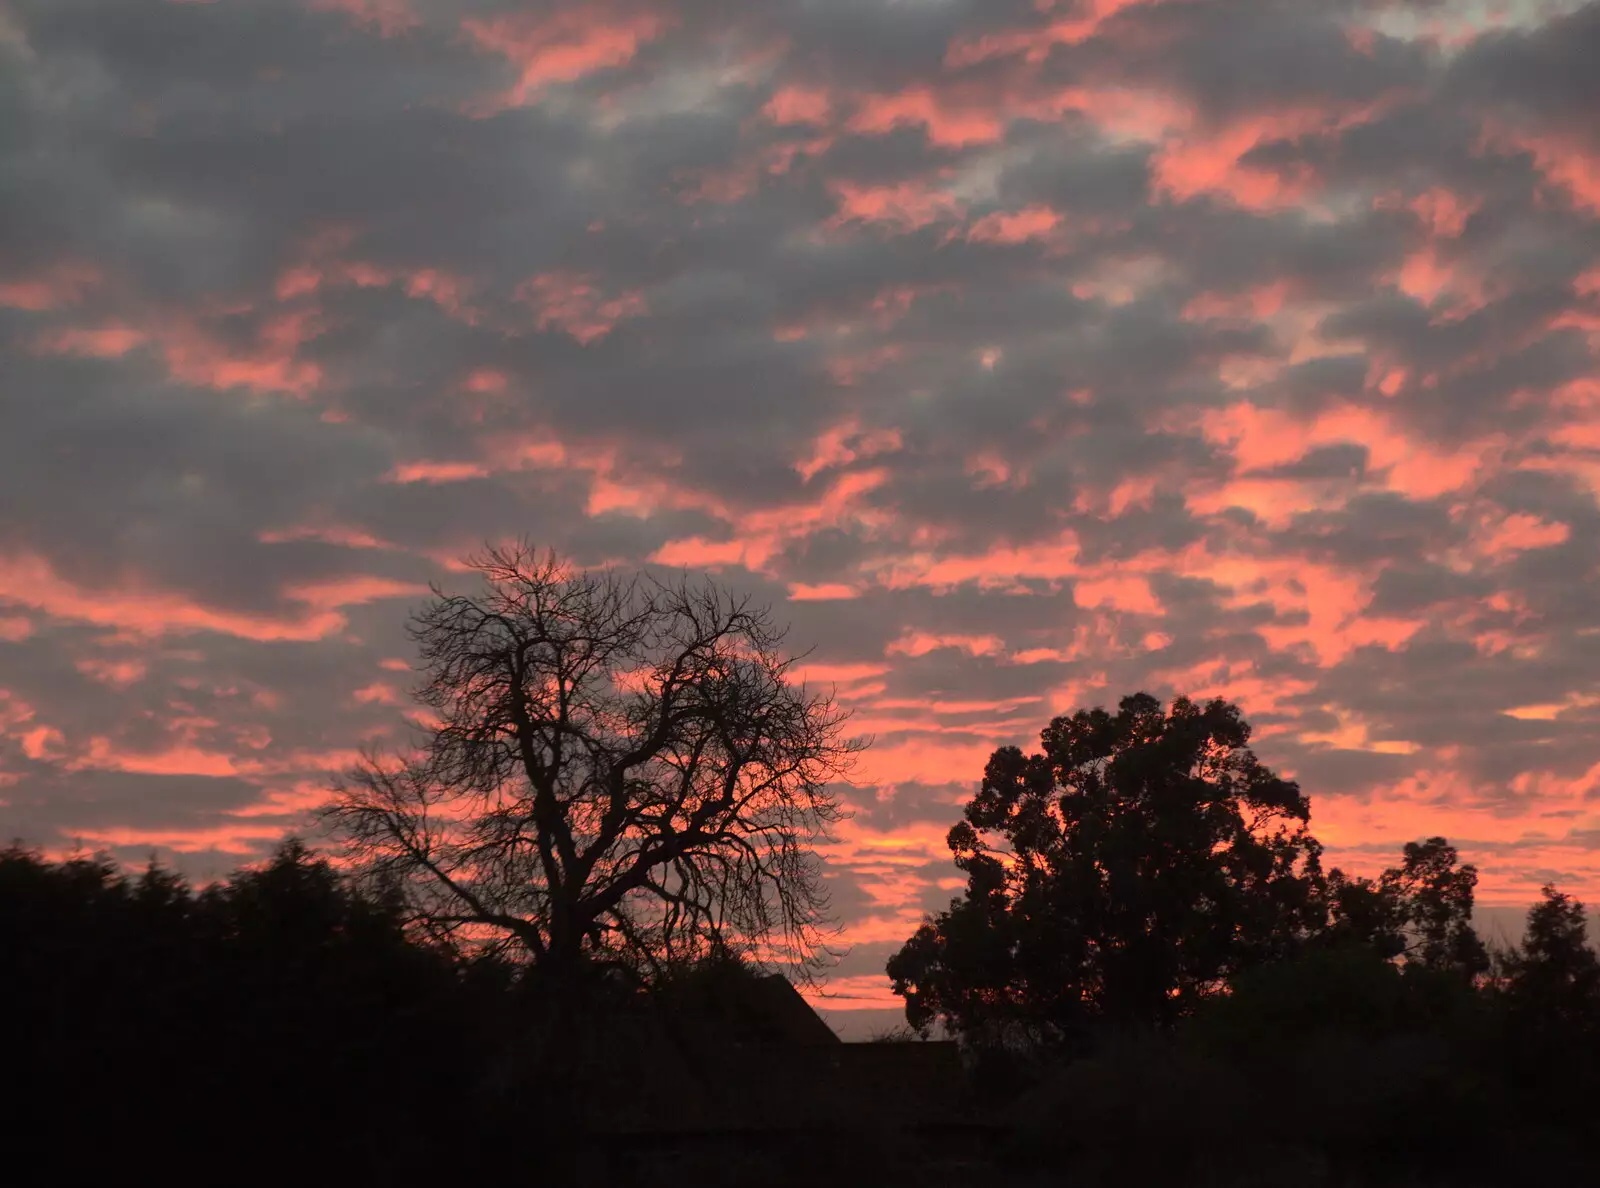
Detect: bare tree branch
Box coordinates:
(320, 543, 863, 984)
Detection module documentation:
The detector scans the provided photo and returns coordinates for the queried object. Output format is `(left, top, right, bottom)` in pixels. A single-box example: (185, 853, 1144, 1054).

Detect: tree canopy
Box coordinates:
(887, 693, 1326, 1042)
(1320, 836, 1489, 979)
(323, 545, 862, 985)
(1499, 884, 1600, 1030)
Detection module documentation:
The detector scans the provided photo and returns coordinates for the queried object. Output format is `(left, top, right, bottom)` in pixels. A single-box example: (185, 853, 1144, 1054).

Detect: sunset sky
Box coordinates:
(3, 0, 1599, 1026)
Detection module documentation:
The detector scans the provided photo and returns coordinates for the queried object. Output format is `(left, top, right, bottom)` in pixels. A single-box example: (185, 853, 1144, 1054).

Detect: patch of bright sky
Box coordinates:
(1359, 0, 1589, 46)
(590, 23, 782, 130)
(946, 147, 1030, 206)
(0, 6, 29, 56)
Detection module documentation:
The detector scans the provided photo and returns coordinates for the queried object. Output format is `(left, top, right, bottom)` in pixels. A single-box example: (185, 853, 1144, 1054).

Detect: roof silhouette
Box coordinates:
(558, 971, 973, 1139)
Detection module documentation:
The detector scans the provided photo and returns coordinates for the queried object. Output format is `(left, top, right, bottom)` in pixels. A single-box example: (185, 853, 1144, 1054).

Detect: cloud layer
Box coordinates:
(4, 0, 1600, 1007)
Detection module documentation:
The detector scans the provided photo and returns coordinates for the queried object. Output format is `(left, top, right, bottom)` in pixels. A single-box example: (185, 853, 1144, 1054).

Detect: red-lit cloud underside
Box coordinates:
(3, 0, 1600, 1006)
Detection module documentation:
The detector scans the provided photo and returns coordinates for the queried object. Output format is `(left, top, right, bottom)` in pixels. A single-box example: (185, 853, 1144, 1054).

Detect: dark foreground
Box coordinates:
(5, 842, 1596, 1186)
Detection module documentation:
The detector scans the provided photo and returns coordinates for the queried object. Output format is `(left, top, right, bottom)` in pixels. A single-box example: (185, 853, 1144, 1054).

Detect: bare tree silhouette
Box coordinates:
(322, 544, 863, 987)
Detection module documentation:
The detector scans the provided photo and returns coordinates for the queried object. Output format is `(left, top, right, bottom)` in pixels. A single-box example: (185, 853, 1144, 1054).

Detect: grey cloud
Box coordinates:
(1, 770, 265, 841)
(1, 0, 1597, 908)
(851, 780, 972, 833)
(1255, 442, 1369, 482)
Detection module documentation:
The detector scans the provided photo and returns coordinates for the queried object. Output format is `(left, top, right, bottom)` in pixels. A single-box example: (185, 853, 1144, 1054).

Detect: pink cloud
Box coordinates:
(40, 310, 325, 395)
(0, 690, 39, 731)
(827, 179, 965, 233)
(160, 312, 325, 395)
(798, 974, 901, 1011)
(284, 575, 429, 613)
(74, 656, 148, 689)
(945, 0, 1148, 66)
(824, 343, 905, 387)
(786, 583, 860, 601)
(0, 691, 68, 764)
(77, 737, 242, 778)
(1073, 575, 1162, 615)
(763, 85, 832, 127)
(646, 467, 892, 578)
(386, 459, 492, 484)
(965, 449, 1019, 489)
(227, 779, 339, 820)
(518, 271, 647, 344)
(846, 86, 1005, 148)
(1152, 102, 1397, 212)
(1477, 512, 1570, 558)
(21, 726, 67, 762)
(39, 324, 146, 358)
(1407, 187, 1480, 238)
(964, 204, 1062, 245)
(1309, 769, 1600, 906)
(0, 262, 100, 311)
(305, 0, 417, 37)
(650, 536, 753, 570)
(275, 254, 477, 322)
(788, 661, 889, 688)
(462, 7, 671, 113)
(1195, 401, 1499, 502)
(402, 269, 477, 321)
(462, 368, 508, 394)
(352, 681, 403, 705)
(870, 537, 1082, 594)
(0, 555, 338, 641)
(259, 524, 396, 551)
(1480, 121, 1600, 215)
(1181, 281, 1291, 324)
(885, 630, 1006, 659)
(1245, 562, 1386, 667)
(0, 554, 419, 642)
(876, 695, 1043, 717)
(1044, 83, 1193, 144)
(78, 823, 289, 856)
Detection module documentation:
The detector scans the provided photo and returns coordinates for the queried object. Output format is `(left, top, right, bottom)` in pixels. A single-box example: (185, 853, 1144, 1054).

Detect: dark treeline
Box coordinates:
(964, 879, 1600, 1186)
(8, 833, 1598, 1185)
(5, 838, 919, 1183)
(3, 839, 526, 1178)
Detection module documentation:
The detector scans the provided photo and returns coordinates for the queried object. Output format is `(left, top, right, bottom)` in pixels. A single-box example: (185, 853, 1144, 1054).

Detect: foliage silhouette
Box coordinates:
(3, 838, 488, 1179)
(1498, 884, 1600, 1025)
(887, 693, 1325, 1043)
(1480, 885, 1600, 1171)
